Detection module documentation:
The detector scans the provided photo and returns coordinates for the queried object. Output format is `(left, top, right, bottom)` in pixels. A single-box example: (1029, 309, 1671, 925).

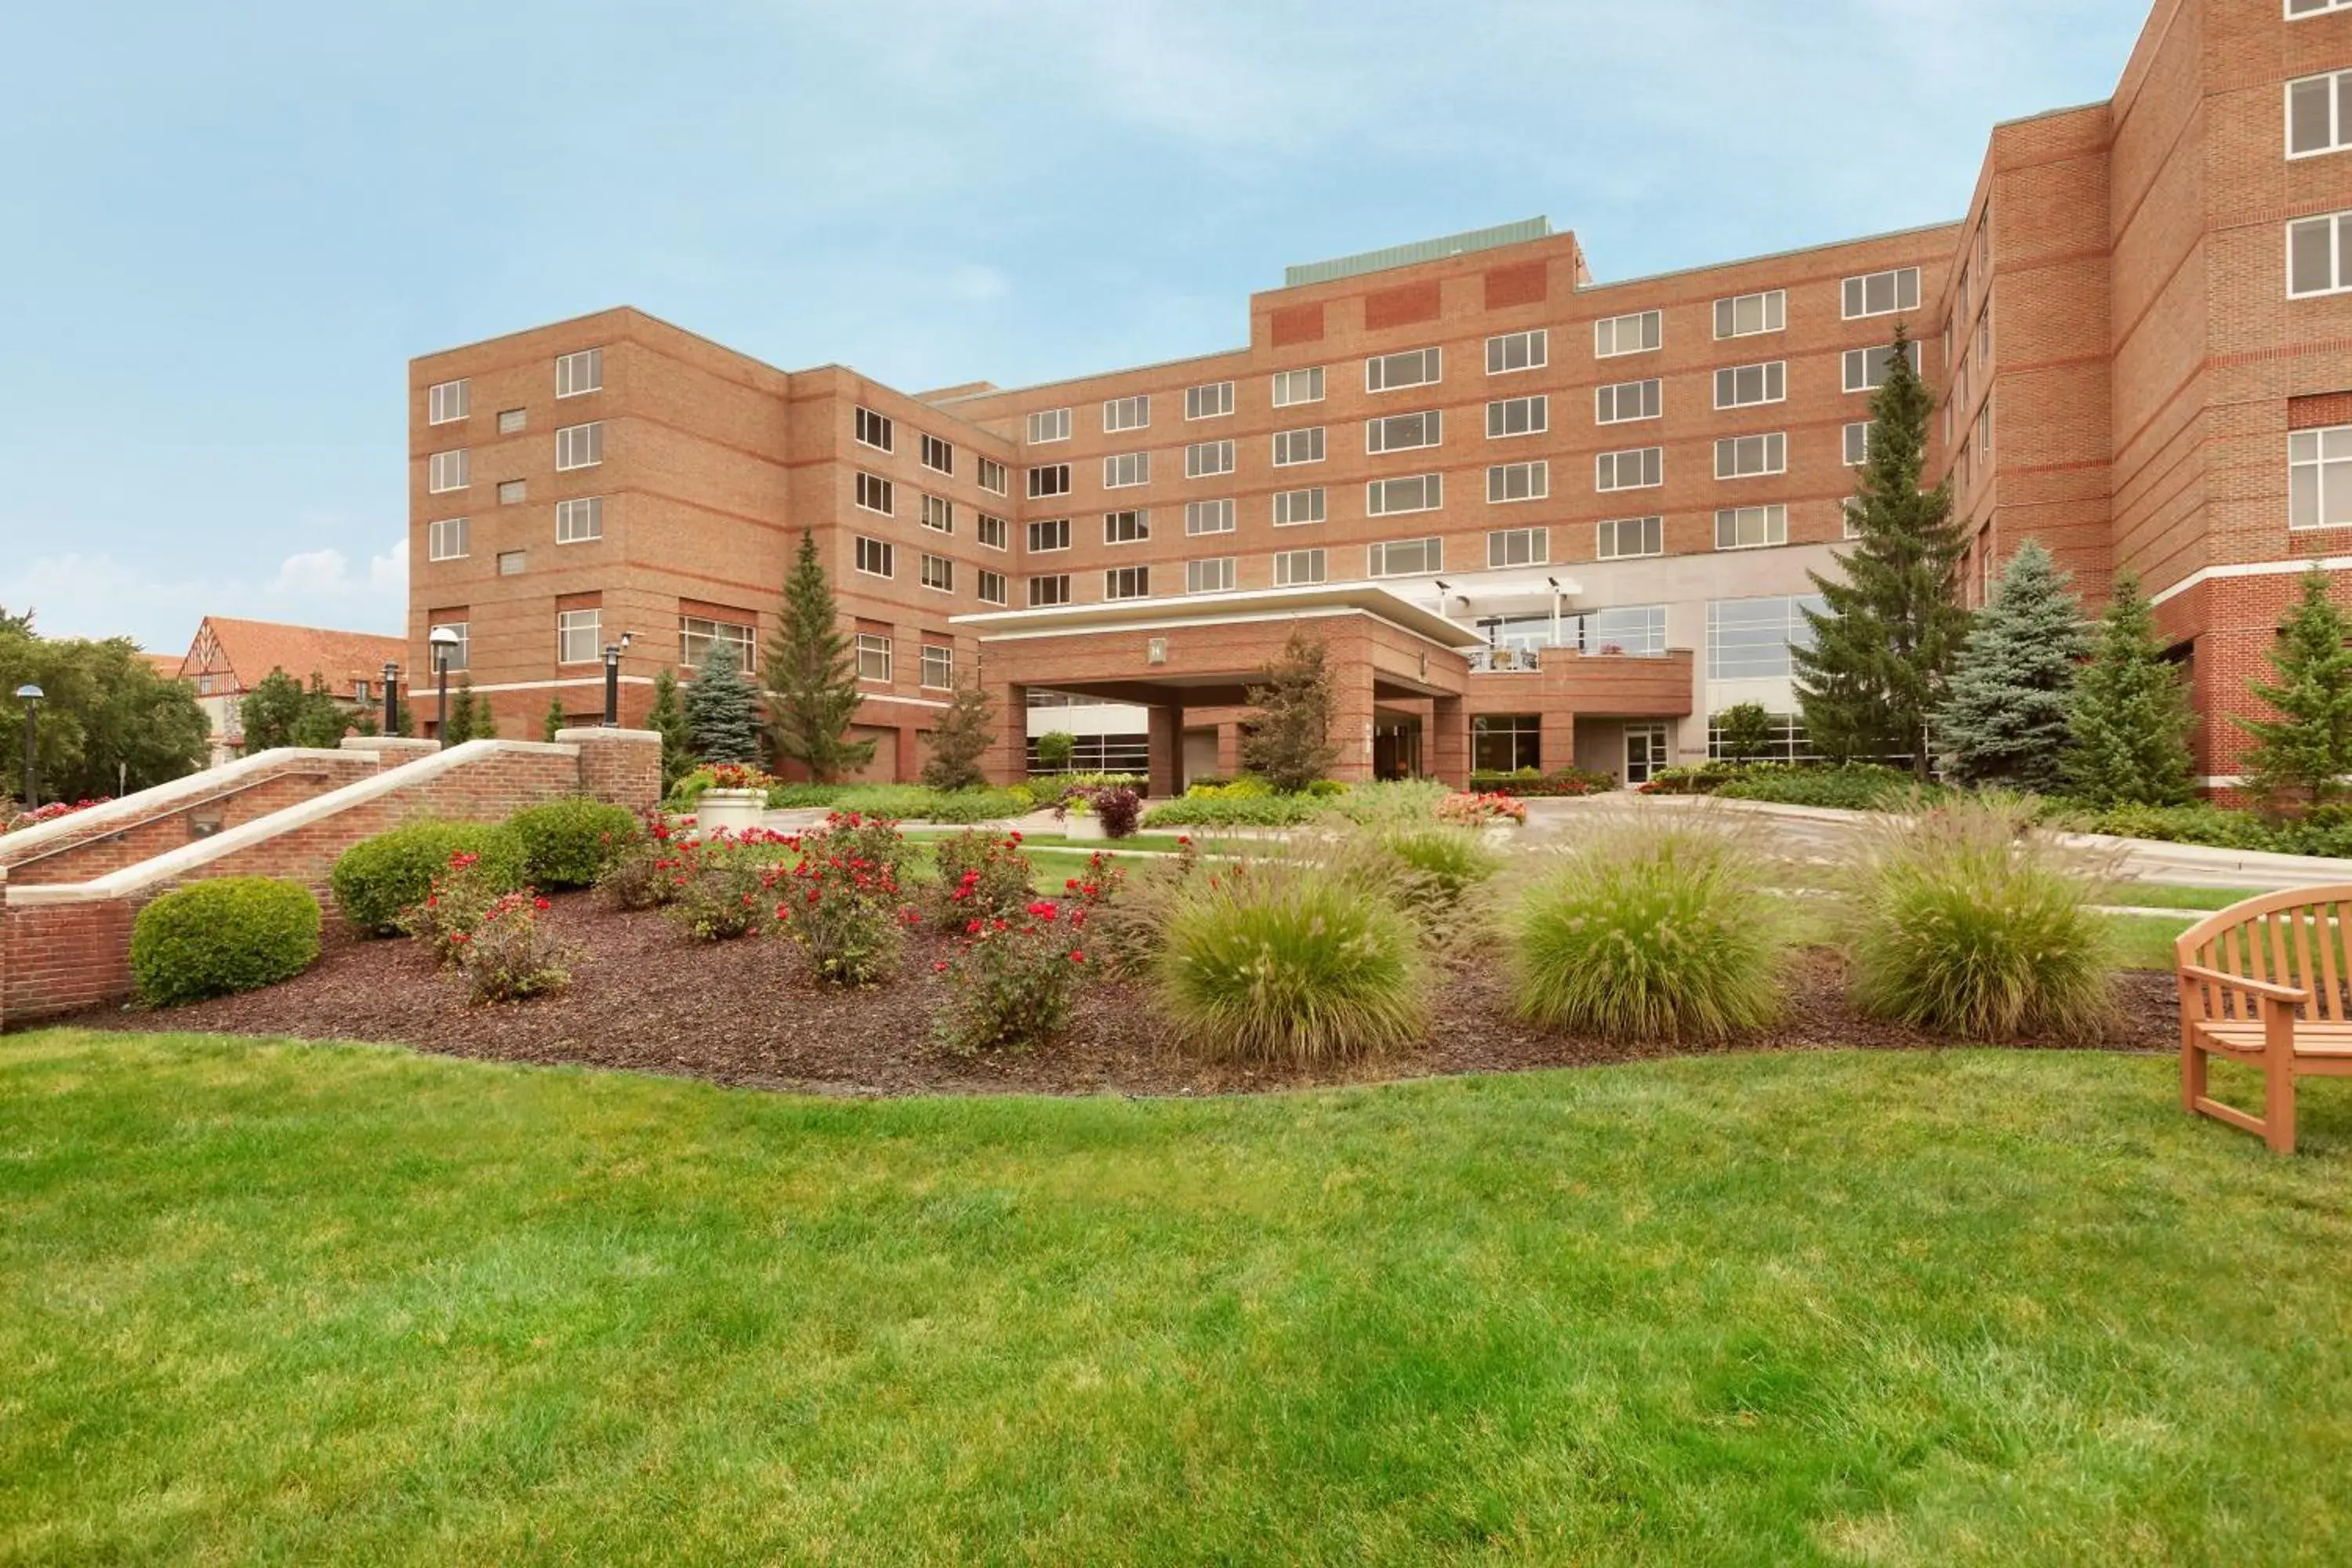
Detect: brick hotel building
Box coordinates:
(408, 0, 2352, 792)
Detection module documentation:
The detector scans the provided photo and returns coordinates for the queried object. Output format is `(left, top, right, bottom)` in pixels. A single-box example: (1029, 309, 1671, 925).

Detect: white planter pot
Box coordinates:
(1061, 813, 1106, 841)
(695, 789, 767, 836)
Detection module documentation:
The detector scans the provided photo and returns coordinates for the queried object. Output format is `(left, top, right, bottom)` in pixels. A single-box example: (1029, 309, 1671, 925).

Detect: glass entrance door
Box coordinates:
(1624, 724, 1668, 786)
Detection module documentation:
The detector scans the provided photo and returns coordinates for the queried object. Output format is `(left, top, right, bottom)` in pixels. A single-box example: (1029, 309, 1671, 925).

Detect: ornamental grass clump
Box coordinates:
(932, 895, 1094, 1054)
(775, 813, 918, 985)
(1510, 818, 1786, 1044)
(1839, 797, 2118, 1041)
(1370, 825, 1505, 924)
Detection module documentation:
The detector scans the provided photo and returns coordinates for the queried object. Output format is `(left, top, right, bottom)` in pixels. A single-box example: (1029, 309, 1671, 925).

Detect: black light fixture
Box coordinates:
(428, 626, 463, 744)
(14, 683, 42, 811)
(601, 631, 633, 727)
(381, 660, 400, 736)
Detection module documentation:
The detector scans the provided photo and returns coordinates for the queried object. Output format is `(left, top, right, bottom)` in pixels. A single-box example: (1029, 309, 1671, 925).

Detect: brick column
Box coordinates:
(1218, 722, 1242, 779)
(1147, 703, 1185, 798)
(557, 728, 662, 812)
(895, 724, 924, 785)
(1328, 655, 1377, 785)
(1430, 695, 1471, 788)
(1540, 710, 1576, 776)
(986, 683, 1028, 786)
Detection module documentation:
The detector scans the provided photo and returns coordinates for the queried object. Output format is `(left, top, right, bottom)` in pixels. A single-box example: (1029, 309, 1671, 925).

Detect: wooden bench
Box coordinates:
(2177, 886, 2352, 1153)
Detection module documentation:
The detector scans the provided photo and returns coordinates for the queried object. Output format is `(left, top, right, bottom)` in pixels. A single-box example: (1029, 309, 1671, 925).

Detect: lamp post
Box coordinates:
(14, 683, 42, 811)
(428, 626, 462, 744)
(601, 631, 633, 728)
(381, 661, 400, 737)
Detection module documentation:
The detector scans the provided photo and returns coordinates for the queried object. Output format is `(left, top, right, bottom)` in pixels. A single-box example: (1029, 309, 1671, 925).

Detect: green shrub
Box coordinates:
(1184, 776, 1272, 800)
(1840, 798, 2117, 1040)
(1713, 763, 1938, 811)
(760, 783, 1033, 823)
(1321, 779, 1450, 827)
(1159, 859, 1428, 1064)
(330, 821, 527, 934)
(1510, 821, 1785, 1043)
(454, 891, 572, 1002)
(1142, 793, 1319, 829)
(932, 897, 1091, 1054)
(932, 829, 1033, 918)
(1470, 766, 1614, 798)
(131, 877, 321, 1006)
(510, 798, 641, 888)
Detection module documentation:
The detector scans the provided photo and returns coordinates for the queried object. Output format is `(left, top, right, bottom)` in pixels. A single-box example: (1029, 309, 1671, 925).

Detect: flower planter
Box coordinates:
(1060, 813, 1107, 841)
(695, 788, 767, 836)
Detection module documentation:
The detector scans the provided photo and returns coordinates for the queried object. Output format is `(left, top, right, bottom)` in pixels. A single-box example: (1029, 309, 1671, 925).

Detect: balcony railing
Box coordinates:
(1468, 645, 1675, 673)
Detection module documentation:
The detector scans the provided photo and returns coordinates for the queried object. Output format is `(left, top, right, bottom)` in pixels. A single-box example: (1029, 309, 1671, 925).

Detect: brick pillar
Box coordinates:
(1147, 703, 1184, 798)
(986, 683, 1028, 786)
(557, 728, 662, 812)
(1218, 722, 1242, 779)
(895, 724, 923, 784)
(1430, 695, 1471, 788)
(1329, 658, 1377, 785)
(1540, 710, 1575, 776)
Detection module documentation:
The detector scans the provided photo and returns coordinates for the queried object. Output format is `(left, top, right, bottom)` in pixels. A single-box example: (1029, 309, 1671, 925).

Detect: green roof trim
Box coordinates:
(1283, 217, 1553, 288)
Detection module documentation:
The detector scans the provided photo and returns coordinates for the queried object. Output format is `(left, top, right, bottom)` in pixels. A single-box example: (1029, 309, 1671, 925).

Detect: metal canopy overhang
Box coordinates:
(950, 581, 1487, 650)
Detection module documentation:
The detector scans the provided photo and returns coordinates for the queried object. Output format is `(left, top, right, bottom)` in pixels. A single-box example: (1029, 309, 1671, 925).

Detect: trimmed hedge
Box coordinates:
(329, 820, 528, 934)
(510, 798, 640, 888)
(1469, 767, 1616, 798)
(759, 784, 1037, 822)
(1143, 793, 1320, 829)
(131, 877, 321, 1005)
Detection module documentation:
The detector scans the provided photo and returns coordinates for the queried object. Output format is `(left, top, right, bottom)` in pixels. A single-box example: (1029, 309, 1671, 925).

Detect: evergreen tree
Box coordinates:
(685, 633, 760, 764)
(238, 668, 311, 754)
(1792, 324, 1972, 777)
(440, 676, 482, 744)
(1936, 541, 2089, 792)
(2237, 569, 2352, 812)
(542, 693, 568, 742)
(1240, 627, 1340, 793)
(289, 673, 354, 750)
(644, 666, 700, 791)
(920, 679, 996, 792)
(765, 532, 876, 781)
(2063, 571, 2194, 807)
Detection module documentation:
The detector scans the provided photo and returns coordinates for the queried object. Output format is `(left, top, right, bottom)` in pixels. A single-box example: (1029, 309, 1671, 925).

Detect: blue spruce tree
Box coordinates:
(1936, 540, 2089, 793)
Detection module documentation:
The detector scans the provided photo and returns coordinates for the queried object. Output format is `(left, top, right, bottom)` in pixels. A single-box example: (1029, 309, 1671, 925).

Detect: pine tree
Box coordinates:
(2064, 571, 2194, 807)
(920, 679, 996, 792)
(238, 668, 310, 753)
(1936, 541, 2089, 792)
(289, 673, 354, 750)
(685, 633, 760, 764)
(2238, 569, 2352, 813)
(1792, 323, 1972, 777)
(542, 693, 568, 742)
(1240, 627, 1340, 793)
(766, 532, 876, 782)
(441, 676, 482, 744)
(644, 666, 700, 791)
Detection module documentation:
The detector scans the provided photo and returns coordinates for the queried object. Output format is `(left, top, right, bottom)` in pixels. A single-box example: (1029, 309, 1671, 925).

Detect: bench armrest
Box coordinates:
(2178, 964, 2310, 1005)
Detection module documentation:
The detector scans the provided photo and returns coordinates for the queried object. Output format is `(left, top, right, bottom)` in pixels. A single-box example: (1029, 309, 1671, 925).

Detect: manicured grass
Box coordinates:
(2104, 912, 2194, 972)
(904, 829, 1199, 855)
(5, 1032, 2350, 1563)
(2106, 882, 2270, 913)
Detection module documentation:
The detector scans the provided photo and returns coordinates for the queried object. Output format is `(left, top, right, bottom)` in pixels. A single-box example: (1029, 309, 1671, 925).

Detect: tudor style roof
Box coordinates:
(180, 616, 405, 694)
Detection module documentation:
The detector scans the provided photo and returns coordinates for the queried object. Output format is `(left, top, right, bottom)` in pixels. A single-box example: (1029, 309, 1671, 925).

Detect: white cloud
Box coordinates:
(0, 533, 406, 653)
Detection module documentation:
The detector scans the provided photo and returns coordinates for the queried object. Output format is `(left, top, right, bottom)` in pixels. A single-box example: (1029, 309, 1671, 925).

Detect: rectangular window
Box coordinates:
(1186, 438, 1236, 477)
(1366, 474, 1442, 516)
(2291, 426, 2352, 529)
(920, 492, 953, 534)
(1714, 361, 1786, 409)
(1715, 503, 1788, 550)
(855, 405, 895, 452)
(497, 550, 526, 576)
(977, 456, 1008, 495)
(1842, 340, 1922, 393)
(1025, 408, 1070, 444)
(1713, 290, 1786, 339)
(497, 479, 526, 505)
(2289, 212, 2352, 297)
(855, 536, 894, 578)
(1486, 329, 1547, 375)
(1029, 463, 1071, 498)
(1715, 433, 1787, 479)
(557, 609, 601, 665)
(920, 432, 953, 474)
(856, 471, 893, 515)
(679, 615, 755, 671)
(428, 516, 470, 561)
(1595, 446, 1662, 491)
(1592, 380, 1657, 425)
(1104, 509, 1150, 544)
(976, 513, 1009, 550)
(556, 496, 602, 543)
(1185, 498, 1236, 535)
(1367, 537, 1442, 578)
(2288, 69, 2352, 157)
(1708, 595, 1826, 679)
(856, 632, 892, 682)
(1274, 487, 1326, 526)
(1594, 310, 1661, 357)
(1103, 394, 1150, 433)
(1486, 526, 1549, 568)
(1028, 574, 1072, 607)
(2290, 0, 2352, 16)
(1272, 548, 1327, 586)
(555, 348, 603, 397)
(1366, 347, 1441, 393)
(497, 408, 525, 434)
(920, 554, 953, 593)
(1563, 604, 1667, 656)
(1185, 557, 1236, 593)
(555, 422, 604, 470)
(977, 568, 1009, 606)
(1104, 565, 1151, 600)
(1472, 714, 1543, 774)
(1367, 409, 1443, 452)
(1185, 381, 1234, 420)
(1272, 366, 1325, 407)
(430, 621, 470, 672)
(1977, 398, 1992, 457)
(921, 644, 953, 689)
(1026, 517, 1071, 553)
(427, 449, 469, 492)
(1487, 460, 1548, 503)
(1595, 515, 1663, 560)
(1844, 421, 1875, 467)
(1842, 267, 1922, 319)
(1102, 451, 1149, 488)
(1273, 426, 1326, 466)
(428, 379, 469, 424)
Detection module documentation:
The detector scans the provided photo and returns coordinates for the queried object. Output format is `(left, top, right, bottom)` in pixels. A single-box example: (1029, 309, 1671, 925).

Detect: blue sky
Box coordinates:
(0, 0, 2151, 654)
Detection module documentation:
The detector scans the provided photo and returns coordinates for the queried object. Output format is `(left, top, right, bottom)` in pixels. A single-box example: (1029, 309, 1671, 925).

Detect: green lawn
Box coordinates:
(5, 1032, 2350, 1564)
(2104, 883, 2270, 913)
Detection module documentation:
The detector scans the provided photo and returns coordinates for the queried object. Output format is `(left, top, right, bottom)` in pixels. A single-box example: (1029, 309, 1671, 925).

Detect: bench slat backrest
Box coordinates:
(2176, 885, 2352, 1022)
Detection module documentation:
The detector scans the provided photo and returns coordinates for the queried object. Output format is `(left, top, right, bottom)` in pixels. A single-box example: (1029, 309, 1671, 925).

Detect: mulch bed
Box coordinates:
(65, 891, 2178, 1098)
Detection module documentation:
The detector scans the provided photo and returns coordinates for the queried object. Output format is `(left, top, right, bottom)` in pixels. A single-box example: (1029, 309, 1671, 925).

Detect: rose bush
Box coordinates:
(933, 896, 1093, 1054)
(775, 813, 917, 985)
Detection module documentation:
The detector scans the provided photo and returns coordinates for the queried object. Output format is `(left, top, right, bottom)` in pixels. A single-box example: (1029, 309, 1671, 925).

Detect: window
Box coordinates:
(1367, 537, 1442, 577)
(1103, 394, 1150, 433)
(855, 536, 894, 578)
(855, 405, 894, 451)
(428, 449, 469, 492)
(1472, 714, 1541, 774)
(1185, 557, 1236, 593)
(1102, 451, 1149, 488)
(556, 496, 602, 543)
(1594, 310, 1661, 357)
(1592, 381, 1657, 424)
(2289, 212, 2352, 297)
(1842, 341, 1922, 392)
(1366, 347, 1441, 392)
(428, 516, 470, 561)
(1186, 439, 1236, 477)
(920, 554, 953, 593)
(1595, 516, 1662, 560)
(1566, 604, 1667, 655)
(976, 513, 1009, 550)
(1715, 504, 1788, 550)
(1713, 290, 1785, 339)
(1185, 381, 1234, 420)
(1104, 509, 1150, 544)
(921, 644, 953, 688)
(1977, 398, 1992, 458)
(1104, 565, 1151, 600)
(1367, 409, 1443, 452)
(1273, 426, 1326, 466)
(1487, 460, 1548, 503)
(2290, 0, 2352, 16)
(1272, 547, 1327, 586)
(555, 422, 604, 470)
(556, 348, 603, 397)
(1714, 361, 1786, 409)
(497, 408, 525, 434)
(1979, 299, 1992, 364)
(1844, 422, 1875, 467)
(856, 471, 894, 515)
(1028, 463, 1071, 499)
(977, 456, 1008, 495)
(1842, 267, 1922, 319)
(497, 550, 526, 575)
(1488, 394, 1551, 437)
(1366, 474, 1442, 516)
(2291, 426, 2352, 529)
(977, 568, 1008, 606)
(856, 633, 891, 682)
(1274, 487, 1326, 526)
(557, 609, 601, 665)
(918, 493, 952, 534)
(1708, 711, 1810, 764)
(1025, 408, 1070, 444)
(1029, 574, 1071, 606)
(1708, 595, 1825, 679)
(1027, 517, 1071, 552)
(1715, 433, 1786, 479)
(1486, 329, 1547, 375)
(1596, 447, 1662, 491)
(429, 621, 470, 672)
(1272, 367, 1325, 407)
(1486, 526, 1548, 568)
(920, 432, 953, 474)
(428, 379, 469, 424)
(679, 615, 754, 670)
(498, 479, 525, 505)
(1185, 499, 1236, 535)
